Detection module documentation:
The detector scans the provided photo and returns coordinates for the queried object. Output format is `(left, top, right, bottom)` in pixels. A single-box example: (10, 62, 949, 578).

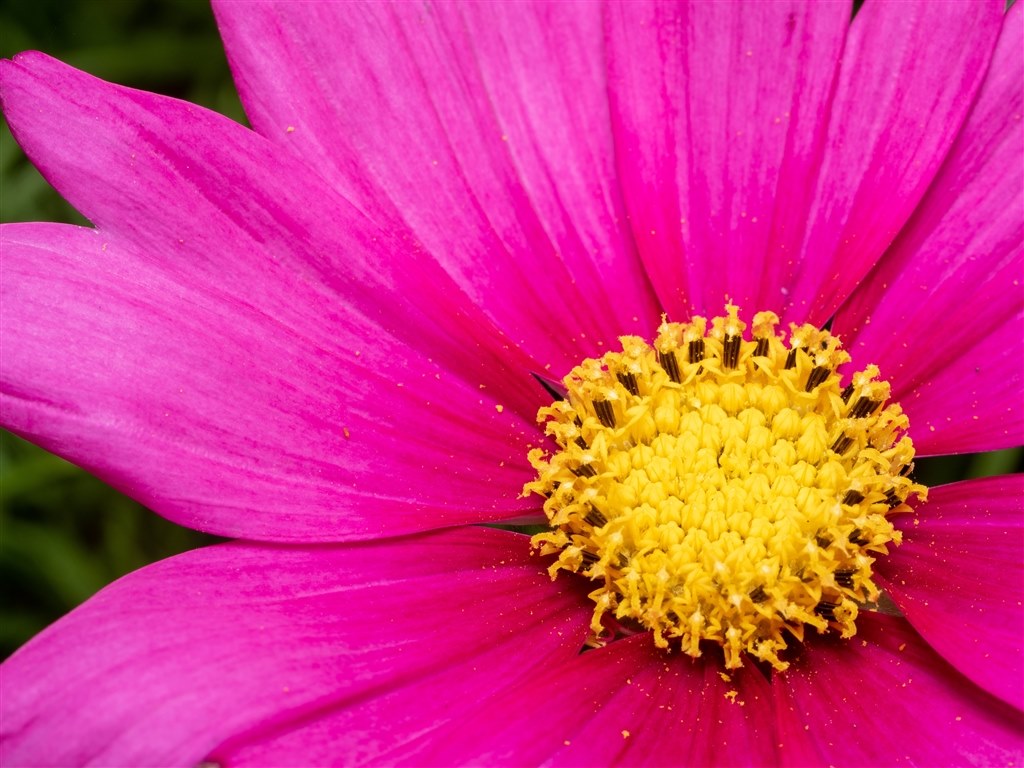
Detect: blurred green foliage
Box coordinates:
(1, 432, 222, 656)
(0, 0, 1021, 662)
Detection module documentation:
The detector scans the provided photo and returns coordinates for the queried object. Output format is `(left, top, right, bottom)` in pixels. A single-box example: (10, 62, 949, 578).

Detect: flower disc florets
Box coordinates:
(526, 304, 927, 671)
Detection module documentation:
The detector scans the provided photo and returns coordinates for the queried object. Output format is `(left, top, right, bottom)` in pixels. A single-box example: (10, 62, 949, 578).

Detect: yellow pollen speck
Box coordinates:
(621, 730, 631, 739)
(496, 404, 505, 413)
(526, 305, 926, 671)
(285, 125, 295, 133)
(343, 427, 351, 439)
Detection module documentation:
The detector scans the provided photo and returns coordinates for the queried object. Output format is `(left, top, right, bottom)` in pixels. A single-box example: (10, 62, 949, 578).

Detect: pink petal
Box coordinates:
(605, 1, 849, 320)
(234, 636, 772, 768)
(774, 613, 1024, 767)
(425, 638, 774, 768)
(606, 1, 1003, 325)
(2, 222, 540, 541)
(0, 54, 553, 541)
(876, 475, 1024, 710)
(833, 2, 1024, 456)
(0, 528, 590, 767)
(783, 0, 1006, 323)
(214, 0, 662, 372)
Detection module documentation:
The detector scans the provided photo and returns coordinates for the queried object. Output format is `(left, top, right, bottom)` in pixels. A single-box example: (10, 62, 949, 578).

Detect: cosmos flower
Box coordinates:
(2, 1, 1022, 765)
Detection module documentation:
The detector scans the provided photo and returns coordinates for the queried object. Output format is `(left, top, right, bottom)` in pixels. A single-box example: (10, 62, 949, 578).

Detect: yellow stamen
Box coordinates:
(525, 304, 926, 670)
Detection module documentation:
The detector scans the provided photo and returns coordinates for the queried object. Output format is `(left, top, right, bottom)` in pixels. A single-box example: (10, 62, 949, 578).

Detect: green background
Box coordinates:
(1, 0, 1020, 659)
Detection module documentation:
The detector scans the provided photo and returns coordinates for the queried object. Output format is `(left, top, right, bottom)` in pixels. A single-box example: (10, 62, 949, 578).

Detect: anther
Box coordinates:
(584, 507, 608, 527)
(659, 351, 681, 383)
(805, 366, 831, 392)
(753, 337, 770, 357)
(688, 338, 705, 364)
(617, 372, 640, 396)
(572, 465, 596, 478)
(841, 384, 855, 403)
(785, 348, 799, 369)
(815, 601, 839, 621)
(594, 400, 616, 428)
(884, 489, 902, 509)
(723, 335, 741, 369)
(835, 570, 856, 589)
(849, 397, 881, 419)
(849, 529, 869, 546)
(831, 435, 854, 455)
(749, 586, 768, 603)
(842, 490, 865, 506)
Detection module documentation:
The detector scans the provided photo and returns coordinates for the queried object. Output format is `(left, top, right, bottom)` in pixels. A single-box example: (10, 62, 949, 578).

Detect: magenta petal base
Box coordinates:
(0, 528, 590, 767)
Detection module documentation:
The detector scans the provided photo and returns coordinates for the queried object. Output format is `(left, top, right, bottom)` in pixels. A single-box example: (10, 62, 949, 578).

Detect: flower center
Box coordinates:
(525, 304, 926, 671)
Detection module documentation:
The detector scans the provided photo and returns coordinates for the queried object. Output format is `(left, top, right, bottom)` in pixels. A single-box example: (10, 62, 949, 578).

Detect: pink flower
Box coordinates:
(2, 1, 1022, 765)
